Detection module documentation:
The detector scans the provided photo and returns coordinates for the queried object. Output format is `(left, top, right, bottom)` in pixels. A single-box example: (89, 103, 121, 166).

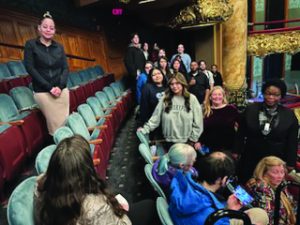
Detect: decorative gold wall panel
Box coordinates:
(247, 31, 300, 57)
(169, 0, 233, 28)
(222, 0, 247, 90)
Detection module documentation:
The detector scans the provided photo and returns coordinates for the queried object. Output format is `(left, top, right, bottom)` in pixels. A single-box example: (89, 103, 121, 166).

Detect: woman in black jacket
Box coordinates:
(236, 79, 298, 183)
(139, 68, 167, 140)
(24, 12, 69, 135)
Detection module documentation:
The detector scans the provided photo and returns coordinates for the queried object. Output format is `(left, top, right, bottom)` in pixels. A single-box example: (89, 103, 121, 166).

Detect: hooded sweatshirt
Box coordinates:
(169, 171, 230, 225)
(141, 94, 203, 143)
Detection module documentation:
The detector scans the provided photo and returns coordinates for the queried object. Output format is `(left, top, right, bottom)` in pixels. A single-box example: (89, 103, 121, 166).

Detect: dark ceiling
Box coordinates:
(81, 0, 192, 26)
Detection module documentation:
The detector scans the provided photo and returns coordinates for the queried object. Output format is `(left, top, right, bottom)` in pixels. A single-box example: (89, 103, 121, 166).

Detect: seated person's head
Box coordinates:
(38, 135, 125, 224)
(253, 156, 286, 188)
(158, 143, 196, 175)
(42, 134, 99, 192)
(194, 152, 235, 191)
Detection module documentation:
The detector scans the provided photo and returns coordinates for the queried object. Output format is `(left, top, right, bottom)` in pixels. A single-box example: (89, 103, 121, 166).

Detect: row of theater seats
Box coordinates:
(6, 78, 135, 225)
(0, 60, 115, 113)
(0, 61, 32, 93)
(0, 64, 133, 200)
(35, 81, 134, 180)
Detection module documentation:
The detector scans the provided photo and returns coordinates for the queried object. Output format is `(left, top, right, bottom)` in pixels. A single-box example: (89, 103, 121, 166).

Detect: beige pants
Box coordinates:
(34, 88, 69, 135)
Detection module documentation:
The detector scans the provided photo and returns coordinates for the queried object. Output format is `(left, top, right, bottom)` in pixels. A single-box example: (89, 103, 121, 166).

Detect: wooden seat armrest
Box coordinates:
(152, 156, 160, 162)
(0, 120, 24, 126)
(93, 158, 101, 166)
(88, 125, 107, 132)
(96, 114, 112, 120)
(95, 125, 108, 130)
(89, 139, 103, 145)
(149, 139, 166, 145)
(103, 106, 117, 111)
(88, 127, 94, 132)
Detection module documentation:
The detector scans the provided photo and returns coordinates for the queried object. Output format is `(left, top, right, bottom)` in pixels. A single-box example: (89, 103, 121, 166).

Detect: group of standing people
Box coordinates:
(127, 33, 299, 225)
(21, 17, 299, 224)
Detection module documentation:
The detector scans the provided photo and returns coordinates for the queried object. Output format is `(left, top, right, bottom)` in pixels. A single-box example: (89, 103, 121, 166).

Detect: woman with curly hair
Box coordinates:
(138, 73, 203, 150)
(236, 79, 298, 183)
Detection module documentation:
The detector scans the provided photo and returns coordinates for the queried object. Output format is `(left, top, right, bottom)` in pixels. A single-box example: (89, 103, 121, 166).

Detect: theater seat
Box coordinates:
(78, 70, 94, 97)
(144, 164, 166, 199)
(7, 176, 36, 225)
(94, 65, 104, 75)
(0, 94, 46, 156)
(35, 145, 56, 175)
(0, 63, 14, 93)
(9, 86, 38, 111)
(86, 97, 115, 144)
(103, 86, 126, 118)
(6, 61, 31, 86)
(156, 197, 174, 225)
(0, 124, 27, 181)
(53, 126, 74, 144)
(139, 143, 156, 165)
(0, 164, 4, 200)
(77, 104, 106, 132)
(95, 91, 121, 130)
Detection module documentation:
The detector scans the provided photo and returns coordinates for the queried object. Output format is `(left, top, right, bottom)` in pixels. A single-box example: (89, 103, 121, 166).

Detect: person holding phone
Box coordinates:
(169, 152, 269, 225)
(246, 156, 296, 225)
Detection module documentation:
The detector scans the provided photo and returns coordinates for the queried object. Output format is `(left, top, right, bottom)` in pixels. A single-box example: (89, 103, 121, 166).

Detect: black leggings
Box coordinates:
(128, 199, 161, 225)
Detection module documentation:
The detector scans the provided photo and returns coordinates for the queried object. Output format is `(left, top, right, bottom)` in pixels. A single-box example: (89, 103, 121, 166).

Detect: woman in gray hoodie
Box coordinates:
(139, 72, 203, 150)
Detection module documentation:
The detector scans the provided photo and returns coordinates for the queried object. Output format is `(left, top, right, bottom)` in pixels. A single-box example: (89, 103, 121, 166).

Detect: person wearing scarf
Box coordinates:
(235, 79, 298, 184)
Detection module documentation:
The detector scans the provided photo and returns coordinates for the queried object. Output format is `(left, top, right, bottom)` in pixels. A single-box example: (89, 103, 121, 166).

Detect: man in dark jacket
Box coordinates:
(124, 33, 146, 96)
(186, 61, 210, 105)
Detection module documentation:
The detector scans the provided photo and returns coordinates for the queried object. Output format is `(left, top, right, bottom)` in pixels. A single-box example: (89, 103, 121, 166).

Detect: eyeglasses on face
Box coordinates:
(264, 92, 281, 97)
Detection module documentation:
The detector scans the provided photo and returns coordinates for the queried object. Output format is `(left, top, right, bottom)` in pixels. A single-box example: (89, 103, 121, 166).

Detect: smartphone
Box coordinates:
(233, 185, 254, 206)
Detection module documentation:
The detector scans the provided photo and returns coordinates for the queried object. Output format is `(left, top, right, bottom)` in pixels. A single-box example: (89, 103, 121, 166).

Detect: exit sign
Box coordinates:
(112, 8, 123, 16)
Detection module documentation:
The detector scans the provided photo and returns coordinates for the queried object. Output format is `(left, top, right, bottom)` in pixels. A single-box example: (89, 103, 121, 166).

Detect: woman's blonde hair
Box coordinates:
(204, 86, 227, 117)
(253, 156, 296, 224)
(253, 156, 286, 181)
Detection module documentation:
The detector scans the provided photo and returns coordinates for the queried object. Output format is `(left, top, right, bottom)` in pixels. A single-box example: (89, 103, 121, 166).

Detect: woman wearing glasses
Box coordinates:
(235, 79, 298, 183)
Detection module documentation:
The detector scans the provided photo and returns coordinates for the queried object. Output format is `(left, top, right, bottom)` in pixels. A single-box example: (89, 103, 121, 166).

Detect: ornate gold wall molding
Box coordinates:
(248, 31, 300, 57)
(119, 0, 130, 4)
(225, 87, 248, 110)
(169, 0, 233, 28)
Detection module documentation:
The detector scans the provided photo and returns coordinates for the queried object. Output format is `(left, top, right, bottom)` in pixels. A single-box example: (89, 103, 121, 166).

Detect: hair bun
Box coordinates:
(43, 11, 52, 18)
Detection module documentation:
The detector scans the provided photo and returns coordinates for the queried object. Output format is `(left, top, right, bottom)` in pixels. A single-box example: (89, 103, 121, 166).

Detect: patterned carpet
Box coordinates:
(0, 110, 158, 224)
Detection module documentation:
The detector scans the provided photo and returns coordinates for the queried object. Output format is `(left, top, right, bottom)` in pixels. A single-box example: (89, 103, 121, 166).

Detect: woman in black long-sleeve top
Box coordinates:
(139, 68, 167, 140)
(236, 79, 298, 183)
(24, 12, 69, 135)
